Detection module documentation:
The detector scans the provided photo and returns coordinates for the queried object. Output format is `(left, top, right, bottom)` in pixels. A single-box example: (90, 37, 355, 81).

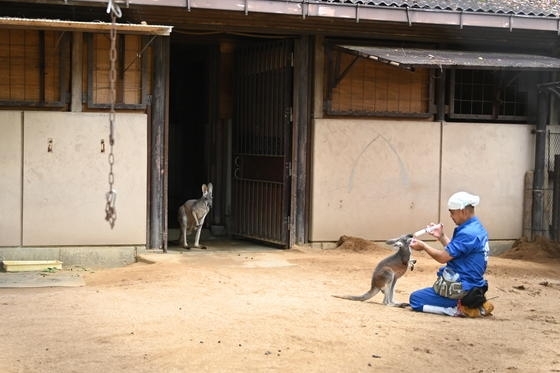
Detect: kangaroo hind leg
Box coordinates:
(383, 272, 409, 308)
(178, 206, 189, 249)
(193, 213, 208, 249)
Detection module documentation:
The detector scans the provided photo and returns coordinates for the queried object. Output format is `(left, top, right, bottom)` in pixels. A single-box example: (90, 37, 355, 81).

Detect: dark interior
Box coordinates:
(168, 42, 211, 229)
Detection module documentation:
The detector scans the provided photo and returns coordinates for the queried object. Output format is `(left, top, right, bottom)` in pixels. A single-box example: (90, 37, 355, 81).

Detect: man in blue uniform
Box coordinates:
(409, 191, 494, 317)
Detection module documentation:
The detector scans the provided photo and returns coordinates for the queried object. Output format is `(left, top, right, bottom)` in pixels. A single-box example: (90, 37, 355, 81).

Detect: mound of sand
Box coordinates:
(335, 235, 387, 252)
(499, 236, 560, 261)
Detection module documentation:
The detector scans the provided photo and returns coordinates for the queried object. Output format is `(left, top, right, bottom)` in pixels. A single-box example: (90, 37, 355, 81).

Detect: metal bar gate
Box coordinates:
(232, 40, 293, 247)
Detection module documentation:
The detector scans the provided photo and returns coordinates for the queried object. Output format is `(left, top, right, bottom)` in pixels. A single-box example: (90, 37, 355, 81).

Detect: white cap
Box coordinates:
(447, 191, 480, 210)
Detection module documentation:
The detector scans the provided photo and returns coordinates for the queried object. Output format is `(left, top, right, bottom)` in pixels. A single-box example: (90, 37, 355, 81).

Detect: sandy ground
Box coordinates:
(1, 237, 559, 373)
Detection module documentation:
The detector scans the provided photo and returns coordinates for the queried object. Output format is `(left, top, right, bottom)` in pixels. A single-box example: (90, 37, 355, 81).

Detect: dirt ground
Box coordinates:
(1, 236, 560, 373)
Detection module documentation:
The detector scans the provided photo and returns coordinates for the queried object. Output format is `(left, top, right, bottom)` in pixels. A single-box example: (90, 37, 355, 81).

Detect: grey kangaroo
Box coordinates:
(177, 182, 213, 249)
(333, 234, 415, 307)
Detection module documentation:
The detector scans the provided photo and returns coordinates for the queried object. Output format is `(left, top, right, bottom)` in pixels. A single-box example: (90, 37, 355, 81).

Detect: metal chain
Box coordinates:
(105, 1, 121, 229)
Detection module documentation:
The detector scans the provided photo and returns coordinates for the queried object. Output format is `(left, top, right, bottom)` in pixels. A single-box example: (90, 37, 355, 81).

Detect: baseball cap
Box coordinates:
(447, 191, 480, 210)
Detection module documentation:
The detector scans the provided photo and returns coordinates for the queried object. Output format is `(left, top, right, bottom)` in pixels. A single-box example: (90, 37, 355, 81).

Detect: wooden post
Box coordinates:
(436, 68, 446, 122)
(552, 155, 560, 240)
(532, 88, 548, 239)
(293, 36, 311, 245)
(149, 36, 170, 251)
(71, 32, 83, 112)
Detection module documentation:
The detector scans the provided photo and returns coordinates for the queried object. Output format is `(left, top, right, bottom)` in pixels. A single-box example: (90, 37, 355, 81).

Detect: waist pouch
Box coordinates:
(433, 276, 465, 299)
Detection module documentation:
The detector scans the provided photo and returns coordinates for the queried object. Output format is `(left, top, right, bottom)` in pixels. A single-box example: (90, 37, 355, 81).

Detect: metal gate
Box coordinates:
(232, 40, 293, 247)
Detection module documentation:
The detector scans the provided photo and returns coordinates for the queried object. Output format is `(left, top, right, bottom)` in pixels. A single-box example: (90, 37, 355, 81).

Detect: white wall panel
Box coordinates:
(311, 119, 534, 242)
(0, 111, 22, 246)
(311, 119, 440, 241)
(23, 112, 147, 245)
(440, 123, 534, 240)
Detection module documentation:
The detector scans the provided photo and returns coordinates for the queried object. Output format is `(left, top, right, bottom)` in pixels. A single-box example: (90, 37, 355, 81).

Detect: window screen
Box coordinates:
(449, 69, 538, 122)
(325, 46, 433, 117)
(0, 29, 69, 107)
(88, 33, 152, 109)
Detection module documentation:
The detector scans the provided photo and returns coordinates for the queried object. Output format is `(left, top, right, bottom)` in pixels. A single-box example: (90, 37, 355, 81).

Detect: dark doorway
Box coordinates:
(166, 37, 296, 248)
(168, 43, 211, 231)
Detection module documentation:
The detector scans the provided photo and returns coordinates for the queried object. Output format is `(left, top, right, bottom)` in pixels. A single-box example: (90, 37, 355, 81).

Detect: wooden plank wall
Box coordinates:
(329, 52, 430, 114)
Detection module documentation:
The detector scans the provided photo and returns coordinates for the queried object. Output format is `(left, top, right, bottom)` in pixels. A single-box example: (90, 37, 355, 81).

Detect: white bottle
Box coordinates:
(413, 223, 443, 237)
(442, 267, 460, 282)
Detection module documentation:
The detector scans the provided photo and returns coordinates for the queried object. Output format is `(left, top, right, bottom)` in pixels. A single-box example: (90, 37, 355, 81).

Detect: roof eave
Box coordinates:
(66, 0, 560, 33)
(316, 5, 560, 33)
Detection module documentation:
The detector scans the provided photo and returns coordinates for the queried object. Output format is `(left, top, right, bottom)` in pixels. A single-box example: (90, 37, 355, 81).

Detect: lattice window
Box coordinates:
(0, 29, 69, 107)
(548, 129, 560, 172)
(325, 47, 432, 117)
(87, 33, 152, 109)
(449, 69, 538, 122)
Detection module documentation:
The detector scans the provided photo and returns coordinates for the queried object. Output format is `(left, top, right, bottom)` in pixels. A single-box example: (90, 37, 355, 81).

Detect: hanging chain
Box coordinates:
(105, 1, 121, 229)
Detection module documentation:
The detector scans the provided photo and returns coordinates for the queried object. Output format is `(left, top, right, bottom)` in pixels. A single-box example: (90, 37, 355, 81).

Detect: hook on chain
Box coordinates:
(106, 0, 123, 18)
(105, 189, 117, 229)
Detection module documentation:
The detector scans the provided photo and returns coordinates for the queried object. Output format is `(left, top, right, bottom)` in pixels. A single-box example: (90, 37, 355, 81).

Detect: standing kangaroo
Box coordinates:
(177, 182, 213, 249)
(333, 234, 415, 307)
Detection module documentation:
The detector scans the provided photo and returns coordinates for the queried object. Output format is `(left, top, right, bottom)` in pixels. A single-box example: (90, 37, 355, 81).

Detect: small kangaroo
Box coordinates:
(177, 182, 213, 249)
(333, 234, 415, 307)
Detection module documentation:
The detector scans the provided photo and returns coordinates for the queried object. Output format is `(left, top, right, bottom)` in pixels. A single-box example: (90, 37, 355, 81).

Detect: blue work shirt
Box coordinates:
(438, 216, 489, 291)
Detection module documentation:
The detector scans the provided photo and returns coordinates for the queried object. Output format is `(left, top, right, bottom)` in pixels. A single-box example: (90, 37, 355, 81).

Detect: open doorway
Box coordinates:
(166, 37, 295, 249)
(167, 43, 212, 239)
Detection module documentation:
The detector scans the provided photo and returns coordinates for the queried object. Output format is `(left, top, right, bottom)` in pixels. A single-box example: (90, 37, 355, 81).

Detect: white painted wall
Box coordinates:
(21, 112, 147, 246)
(311, 119, 535, 242)
(311, 119, 441, 240)
(0, 111, 23, 246)
(440, 123, 535, 240)
(0, 112, 536, 247)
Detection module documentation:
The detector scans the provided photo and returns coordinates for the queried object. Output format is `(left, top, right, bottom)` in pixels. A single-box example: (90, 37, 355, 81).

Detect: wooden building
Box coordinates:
(1, 0, 559, 265)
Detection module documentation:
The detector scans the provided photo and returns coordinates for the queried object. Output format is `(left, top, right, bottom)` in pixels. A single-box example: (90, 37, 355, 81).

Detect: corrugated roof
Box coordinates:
(314, 0, 560, 17)
(339, 45, 560, 70)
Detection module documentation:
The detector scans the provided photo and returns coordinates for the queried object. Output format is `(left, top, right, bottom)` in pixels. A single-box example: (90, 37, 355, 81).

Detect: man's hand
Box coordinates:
(427, 223, 443, 239)
(412, 237, 453, 264)
(410, 238, 426, 251)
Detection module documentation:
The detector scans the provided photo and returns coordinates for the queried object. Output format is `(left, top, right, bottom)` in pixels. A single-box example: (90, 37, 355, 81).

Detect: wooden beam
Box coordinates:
(71, 32, 83, 112)
(0, 16, 172, 35)
(149, 36, 170, 251)
(293, 36, 311, 245)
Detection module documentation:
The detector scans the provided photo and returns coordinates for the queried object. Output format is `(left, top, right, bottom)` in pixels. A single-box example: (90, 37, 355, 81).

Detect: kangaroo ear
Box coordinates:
(202, 184, 208, 193)
(385, 237, 398, 245)
(207, 182, 213, 192)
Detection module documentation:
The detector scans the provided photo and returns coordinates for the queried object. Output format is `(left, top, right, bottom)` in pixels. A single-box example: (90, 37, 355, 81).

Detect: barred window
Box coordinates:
(449, 69, 539, 122)
(0, 29, 69, 107)
(0, 30, 153, 110)
(87, 33, 152, 109)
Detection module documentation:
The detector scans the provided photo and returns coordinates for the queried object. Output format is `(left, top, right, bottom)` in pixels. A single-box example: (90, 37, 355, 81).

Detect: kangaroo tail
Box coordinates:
(332, 288, 377, 302)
